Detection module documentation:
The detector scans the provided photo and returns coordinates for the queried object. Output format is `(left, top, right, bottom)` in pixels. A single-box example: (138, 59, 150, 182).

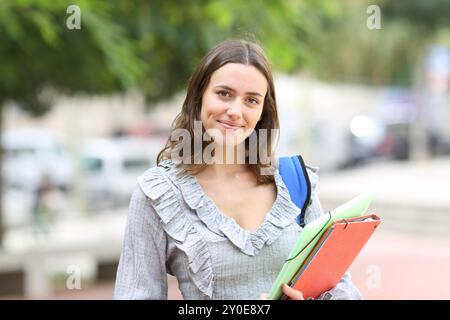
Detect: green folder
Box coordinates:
(267, 192, 373, 300)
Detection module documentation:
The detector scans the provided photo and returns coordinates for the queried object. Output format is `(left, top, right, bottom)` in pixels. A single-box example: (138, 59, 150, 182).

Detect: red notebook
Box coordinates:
(288, 214, 381, 300)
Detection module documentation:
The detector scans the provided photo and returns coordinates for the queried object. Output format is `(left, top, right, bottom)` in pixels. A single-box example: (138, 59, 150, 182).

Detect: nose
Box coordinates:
(226, 100, 243, 119)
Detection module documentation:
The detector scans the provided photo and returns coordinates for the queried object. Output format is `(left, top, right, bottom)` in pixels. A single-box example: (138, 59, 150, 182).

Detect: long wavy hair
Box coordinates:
(156, 39, 280, 185)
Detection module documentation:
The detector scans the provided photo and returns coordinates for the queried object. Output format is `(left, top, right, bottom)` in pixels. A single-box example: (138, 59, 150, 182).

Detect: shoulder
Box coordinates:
(133, 159, 197, 226)
(304, 163, 320, 190)
(302, 163, 324, 224)
(125, 162, 178, 226)
(136, 159, 182, 201)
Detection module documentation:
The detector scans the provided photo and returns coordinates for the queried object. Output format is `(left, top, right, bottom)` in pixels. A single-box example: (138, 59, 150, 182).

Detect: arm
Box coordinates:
(114, 187, 168, 299)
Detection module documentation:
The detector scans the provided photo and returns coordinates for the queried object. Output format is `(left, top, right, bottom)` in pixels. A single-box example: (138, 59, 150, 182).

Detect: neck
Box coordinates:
(205, 163, 249, 179)
(204, 143, 250, 180)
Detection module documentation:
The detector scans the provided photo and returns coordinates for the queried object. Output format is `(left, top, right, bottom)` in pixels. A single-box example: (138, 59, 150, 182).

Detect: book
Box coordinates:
(267, 192, 373, 300)
(288, 214, 381, 299)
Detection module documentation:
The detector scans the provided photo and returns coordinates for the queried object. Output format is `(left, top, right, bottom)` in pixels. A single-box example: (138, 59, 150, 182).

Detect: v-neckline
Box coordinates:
(166, 159, 302, 256)
(192, 173, 281, 236)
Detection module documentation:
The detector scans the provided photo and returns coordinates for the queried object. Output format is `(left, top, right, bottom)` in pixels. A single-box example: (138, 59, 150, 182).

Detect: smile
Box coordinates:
(217, 120, 243, 130)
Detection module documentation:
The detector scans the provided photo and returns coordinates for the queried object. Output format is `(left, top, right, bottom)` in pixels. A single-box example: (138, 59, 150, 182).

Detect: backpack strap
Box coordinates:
(278, 155, 312, 227)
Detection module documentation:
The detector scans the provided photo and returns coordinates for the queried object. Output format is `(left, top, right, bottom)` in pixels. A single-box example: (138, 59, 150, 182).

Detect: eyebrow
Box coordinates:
(213, 85, 264, 97)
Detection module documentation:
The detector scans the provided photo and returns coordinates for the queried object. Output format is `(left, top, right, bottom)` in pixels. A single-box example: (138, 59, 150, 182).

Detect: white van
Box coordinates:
(81, 136, 165, 210)
(2, 128, 74, 193)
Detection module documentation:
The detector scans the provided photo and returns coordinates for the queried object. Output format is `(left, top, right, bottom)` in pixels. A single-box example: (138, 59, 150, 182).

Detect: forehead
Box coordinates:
(208, 63, 268, 95)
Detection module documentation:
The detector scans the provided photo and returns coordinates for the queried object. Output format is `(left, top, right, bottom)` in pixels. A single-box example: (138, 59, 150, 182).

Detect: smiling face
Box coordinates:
(200, 63, 268, 149)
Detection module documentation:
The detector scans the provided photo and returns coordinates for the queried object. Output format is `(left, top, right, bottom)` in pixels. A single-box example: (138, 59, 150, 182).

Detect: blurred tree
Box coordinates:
(0, 0, 147, 247)
(305, 0, 450, 164)
(310, 0, 450, 86)
(0, 0, 146, 115)
(0, 0, 341, 246)
(382, 0, 450, 30)
(123, 0, 342, 102)
(2, 0, 446, 246)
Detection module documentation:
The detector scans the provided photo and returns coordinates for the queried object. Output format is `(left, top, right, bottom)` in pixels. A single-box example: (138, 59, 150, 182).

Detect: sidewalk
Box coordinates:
(350, 230, 450, 299)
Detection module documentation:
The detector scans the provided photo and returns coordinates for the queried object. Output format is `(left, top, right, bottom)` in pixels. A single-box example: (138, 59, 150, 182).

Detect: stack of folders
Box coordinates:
(268, 193, 382, 300)
(286, 214, 381, 300)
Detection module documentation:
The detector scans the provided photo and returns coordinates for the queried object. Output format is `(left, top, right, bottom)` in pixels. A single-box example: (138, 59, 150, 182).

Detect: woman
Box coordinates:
(114, 39, 362, 300)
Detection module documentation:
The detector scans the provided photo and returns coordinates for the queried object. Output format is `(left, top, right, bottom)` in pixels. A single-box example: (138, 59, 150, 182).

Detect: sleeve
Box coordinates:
(114, 186, 168, 300)
(302, 165, 363, 300)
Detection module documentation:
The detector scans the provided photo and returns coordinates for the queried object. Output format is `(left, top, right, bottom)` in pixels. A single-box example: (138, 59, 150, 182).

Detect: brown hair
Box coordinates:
(156, 39, 280, 185)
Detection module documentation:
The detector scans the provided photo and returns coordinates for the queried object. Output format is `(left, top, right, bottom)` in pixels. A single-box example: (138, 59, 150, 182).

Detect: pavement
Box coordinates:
(349, 230, 450, 300)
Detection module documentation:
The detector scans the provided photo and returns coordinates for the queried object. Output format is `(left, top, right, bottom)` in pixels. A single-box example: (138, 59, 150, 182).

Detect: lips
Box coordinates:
(217, 120, 244, 129)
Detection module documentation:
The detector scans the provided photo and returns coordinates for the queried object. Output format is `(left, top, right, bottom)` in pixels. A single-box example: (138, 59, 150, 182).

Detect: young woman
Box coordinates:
(114, 39, 362, 300)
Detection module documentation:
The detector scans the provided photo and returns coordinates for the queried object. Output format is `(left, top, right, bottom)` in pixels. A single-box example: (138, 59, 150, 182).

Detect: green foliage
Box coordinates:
(1, 0, 449, 114)
(382, 0, 450, 30)
(307, 0, 450, 86)
(0, 0, 145, 115)
(0, 0, 342, 114)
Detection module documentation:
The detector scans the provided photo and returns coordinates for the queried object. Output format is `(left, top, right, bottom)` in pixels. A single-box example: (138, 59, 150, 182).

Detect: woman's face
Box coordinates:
(200, 63, 268, 149)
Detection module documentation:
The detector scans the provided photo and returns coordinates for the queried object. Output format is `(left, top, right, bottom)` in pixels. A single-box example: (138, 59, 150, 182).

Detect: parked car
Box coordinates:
(2, 128, 74, 193)
(81, 136, 164, 211)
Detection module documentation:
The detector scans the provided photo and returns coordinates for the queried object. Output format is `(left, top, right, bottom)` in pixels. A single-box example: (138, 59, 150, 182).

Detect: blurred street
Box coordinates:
(320, 157, 450, 299)
(1, 0, 449, 301)
(318, 157, 450, 237)
(2, 157, 450, 300)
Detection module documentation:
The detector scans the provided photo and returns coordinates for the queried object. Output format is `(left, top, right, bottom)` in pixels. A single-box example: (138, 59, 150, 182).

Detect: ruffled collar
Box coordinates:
(160, 159, 301, 256)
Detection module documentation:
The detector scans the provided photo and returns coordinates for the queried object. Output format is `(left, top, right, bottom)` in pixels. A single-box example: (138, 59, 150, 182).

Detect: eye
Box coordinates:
(246, 97, 260, 105)
(217, 90, 231, 98)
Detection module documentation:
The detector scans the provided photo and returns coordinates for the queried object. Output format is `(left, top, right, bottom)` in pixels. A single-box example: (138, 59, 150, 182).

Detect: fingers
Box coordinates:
(282, 284, 304, 300)
(259, 292, 268, 300)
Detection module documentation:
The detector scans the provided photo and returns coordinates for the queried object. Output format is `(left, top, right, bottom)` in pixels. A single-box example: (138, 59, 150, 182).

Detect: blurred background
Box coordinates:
(1, 0, 449, 300)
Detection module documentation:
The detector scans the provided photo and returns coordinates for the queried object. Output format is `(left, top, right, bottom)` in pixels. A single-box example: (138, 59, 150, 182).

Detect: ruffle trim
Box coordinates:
(137, 159, 311, 297)
(137, 161, 214, 298)
(173, 161, 302, 257)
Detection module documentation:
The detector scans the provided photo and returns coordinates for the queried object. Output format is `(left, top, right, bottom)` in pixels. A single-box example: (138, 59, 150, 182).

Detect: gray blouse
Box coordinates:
(114, 159, 362, 300)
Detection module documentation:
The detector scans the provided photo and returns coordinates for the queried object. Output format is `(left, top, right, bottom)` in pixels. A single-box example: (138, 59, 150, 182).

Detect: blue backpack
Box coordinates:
(278, 155, 311, 227)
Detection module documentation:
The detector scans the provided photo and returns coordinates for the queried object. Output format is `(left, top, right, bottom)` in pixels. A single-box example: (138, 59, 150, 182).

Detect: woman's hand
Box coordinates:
(259, 284, 306, 300)
(259, 292, 268, 300)
(282, 284, 305, 300)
